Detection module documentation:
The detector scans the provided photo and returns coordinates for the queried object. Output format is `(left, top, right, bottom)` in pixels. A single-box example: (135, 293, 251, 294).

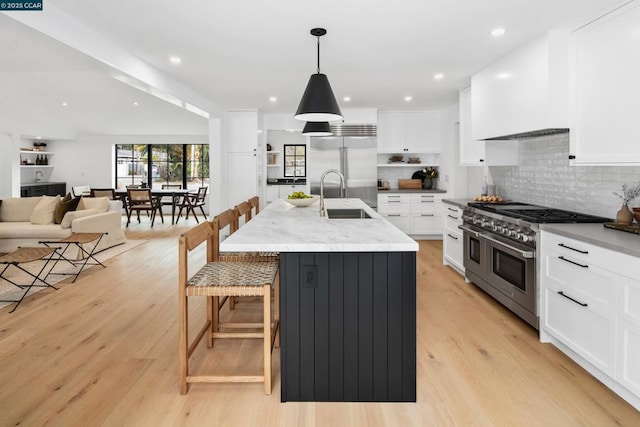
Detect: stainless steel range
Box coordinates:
(460, 202, 609, 329)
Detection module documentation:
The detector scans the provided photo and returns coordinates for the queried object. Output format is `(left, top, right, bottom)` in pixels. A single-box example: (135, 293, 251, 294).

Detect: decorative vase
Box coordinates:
(422, 178, 433, 190)
(616, 203, 633, 225)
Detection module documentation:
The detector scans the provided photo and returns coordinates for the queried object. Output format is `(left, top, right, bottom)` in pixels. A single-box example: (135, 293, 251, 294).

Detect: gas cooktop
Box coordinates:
(467, 202, 611, 224)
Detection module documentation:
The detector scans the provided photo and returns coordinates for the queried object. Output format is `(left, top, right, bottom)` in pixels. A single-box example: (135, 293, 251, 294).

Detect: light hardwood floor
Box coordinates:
(0, 218, 638, 426)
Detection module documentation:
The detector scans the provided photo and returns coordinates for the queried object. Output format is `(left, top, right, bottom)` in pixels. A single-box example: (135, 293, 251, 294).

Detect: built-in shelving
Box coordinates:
(377, 163, 439, 168)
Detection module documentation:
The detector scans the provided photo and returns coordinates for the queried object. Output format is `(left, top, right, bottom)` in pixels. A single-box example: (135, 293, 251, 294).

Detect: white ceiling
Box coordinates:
(0, 0, 627, 136)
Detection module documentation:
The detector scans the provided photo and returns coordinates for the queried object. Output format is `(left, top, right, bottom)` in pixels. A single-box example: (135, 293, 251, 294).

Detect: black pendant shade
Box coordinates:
(294, 28, 343, 123)
(302, 121, 332, 136)
(295, 74, 342, 122)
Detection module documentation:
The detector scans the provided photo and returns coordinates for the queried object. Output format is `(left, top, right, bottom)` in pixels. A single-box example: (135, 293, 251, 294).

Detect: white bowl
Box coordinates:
(284, 195, 319, 207)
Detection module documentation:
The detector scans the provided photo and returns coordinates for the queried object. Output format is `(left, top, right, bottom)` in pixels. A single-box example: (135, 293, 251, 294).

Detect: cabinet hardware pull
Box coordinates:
(421, 200, 434, 203)
(387, 214, 401, 217)
(421, 195, 434, 198)
(568, 155, 576, 160)
(557, 291, 588, 307)
(447, 234, 458, 240)
(558, 243, 588, 254)
(558, 256, 588, 268)
(389, 200, 401, 203)
(447, 214, 458, 220)
(421, 214, 434, 217)
(447, 207, 457, 212)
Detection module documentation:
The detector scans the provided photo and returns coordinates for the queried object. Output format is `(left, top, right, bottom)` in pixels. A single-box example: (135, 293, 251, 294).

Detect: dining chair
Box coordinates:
(71, 185, 91, 197)
(126, 188, 163, 227)
(178, 212, 279, 394)
(161, 184, 183, 212)
(177, 186, 208, 223)
(90, 188, 116, 199)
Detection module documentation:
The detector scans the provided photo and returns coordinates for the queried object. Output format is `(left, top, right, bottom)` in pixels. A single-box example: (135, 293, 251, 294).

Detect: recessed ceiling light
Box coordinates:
(434, 73, 444, 80)
(169, 56, 182, 64)
(491, 28, 506, 37)
(133, 102, 139, 106)
(404, 96, 413, 102)
(35, 136, 42, 139)
(496, 72, 511, 79)
(61, 102, 68, 107)
(343, 96, 351, 102)
(269, 96, 277, 102)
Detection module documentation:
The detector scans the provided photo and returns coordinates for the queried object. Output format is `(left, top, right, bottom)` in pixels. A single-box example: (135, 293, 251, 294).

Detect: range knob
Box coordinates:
(508, 228, 517, 237)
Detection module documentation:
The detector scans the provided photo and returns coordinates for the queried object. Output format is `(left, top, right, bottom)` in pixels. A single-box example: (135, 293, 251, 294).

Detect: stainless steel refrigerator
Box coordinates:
(309, 136, 378, 208)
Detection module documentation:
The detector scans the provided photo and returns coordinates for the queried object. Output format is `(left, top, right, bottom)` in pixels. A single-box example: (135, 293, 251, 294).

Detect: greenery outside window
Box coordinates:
(115, 144, 209, 190)
(283, 144, 306, 177)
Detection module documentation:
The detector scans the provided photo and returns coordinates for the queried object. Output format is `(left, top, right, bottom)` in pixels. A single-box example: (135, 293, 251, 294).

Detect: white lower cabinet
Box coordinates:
(618, 275, 640, 397)
(377, 193, 411, 233)
(377, 192, 445, 236)
(540, 230, 640, 410)
(442, 203, 464, 274)
(266, 185, 279, 204)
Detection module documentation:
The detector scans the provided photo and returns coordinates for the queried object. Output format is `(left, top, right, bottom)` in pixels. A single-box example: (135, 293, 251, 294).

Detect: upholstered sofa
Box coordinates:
(0, 195, 126, 253)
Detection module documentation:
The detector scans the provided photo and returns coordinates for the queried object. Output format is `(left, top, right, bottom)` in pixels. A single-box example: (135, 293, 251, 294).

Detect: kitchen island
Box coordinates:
(220, 198, 419, 402)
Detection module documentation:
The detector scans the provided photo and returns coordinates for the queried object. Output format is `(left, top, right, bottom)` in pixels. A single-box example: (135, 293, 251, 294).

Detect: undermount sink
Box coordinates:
(326, 208, 371, 219)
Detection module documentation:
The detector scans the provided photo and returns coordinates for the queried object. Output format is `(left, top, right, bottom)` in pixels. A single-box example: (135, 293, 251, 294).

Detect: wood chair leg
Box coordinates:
(157, 206, 164, 224)
(199, 206, 207, 220)
(229, 294, 235, 310)
(263, 283, 272, 395)
(212, 296, 219, 347)
(179, 293, 189, 394)
(207, 296, 213, 348)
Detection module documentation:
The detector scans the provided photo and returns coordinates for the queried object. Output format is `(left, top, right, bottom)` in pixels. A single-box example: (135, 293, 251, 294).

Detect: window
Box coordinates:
(283, 144, 306, 177)
(115, 144, 209, 190)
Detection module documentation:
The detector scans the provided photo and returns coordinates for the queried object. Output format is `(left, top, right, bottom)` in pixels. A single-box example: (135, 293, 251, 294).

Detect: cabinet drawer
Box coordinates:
(543, 286, 616, 376)
(443, 230, 464, 270)
(378, 193, 410, 204)
(543, 250, 616, 310)
(380, 213, 410, 233)
(444, 212, 462, 230)
(542, 232, 616, 269)
(411, 214, 443, 235)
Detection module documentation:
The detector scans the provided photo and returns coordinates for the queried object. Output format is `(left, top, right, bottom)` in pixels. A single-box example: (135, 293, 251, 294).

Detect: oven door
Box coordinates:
(483, 233, 536, 315)
(460, 224, 486, 280)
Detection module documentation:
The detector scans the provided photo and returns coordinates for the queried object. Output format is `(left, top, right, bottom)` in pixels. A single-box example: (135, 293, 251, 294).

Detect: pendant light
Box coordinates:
(302, 121, 332, 136)
(294, 28, 343, 122)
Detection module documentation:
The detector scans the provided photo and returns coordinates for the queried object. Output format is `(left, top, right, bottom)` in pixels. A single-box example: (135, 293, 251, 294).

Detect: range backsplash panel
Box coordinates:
(489, 133, 640, 219)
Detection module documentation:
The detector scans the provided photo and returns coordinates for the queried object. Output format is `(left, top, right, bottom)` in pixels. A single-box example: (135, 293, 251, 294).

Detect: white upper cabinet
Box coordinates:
(569, 1, 640, 165)
(226, 110, 259, 153)
(340, 108, 377, 124)
(377, 111, 440, 153)
(471, 31, 569, 141)
(459, 86, 485, 166)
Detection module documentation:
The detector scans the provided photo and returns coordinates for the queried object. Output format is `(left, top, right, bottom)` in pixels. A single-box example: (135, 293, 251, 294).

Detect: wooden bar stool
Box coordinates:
(178, 218, 280, 395)
(220, 202, 279, 310)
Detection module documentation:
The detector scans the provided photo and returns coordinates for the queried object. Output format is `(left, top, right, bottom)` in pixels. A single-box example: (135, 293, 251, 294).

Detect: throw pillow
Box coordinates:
(30, 195, 61, 225)
(54, 194, 81, 224)
(60, 208, 97, 229)
(77, 196, 109, 213)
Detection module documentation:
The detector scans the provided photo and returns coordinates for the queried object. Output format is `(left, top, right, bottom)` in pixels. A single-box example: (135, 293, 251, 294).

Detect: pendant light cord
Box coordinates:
(316, 36, 321, 74)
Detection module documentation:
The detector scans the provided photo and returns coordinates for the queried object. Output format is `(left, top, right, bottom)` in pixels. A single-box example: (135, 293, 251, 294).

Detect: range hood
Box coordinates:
(482, 128, 569, 141)
(328, 123, 376, 137)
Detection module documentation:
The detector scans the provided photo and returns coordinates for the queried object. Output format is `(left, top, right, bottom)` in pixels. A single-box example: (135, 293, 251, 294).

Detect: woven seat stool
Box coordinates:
(0, 247, 58, 313)
(40, 232, 107, 283)
(178, 221, 280, 395)
(218, 203, 279, 310)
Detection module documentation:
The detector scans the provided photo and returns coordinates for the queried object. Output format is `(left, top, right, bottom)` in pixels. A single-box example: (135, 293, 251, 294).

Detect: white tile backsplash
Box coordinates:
(489, 133, 640, 219)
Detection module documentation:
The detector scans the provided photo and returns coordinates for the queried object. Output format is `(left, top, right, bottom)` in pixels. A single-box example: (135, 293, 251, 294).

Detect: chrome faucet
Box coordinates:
(35, 170, 43, 183)
(319, 169, 346, 217)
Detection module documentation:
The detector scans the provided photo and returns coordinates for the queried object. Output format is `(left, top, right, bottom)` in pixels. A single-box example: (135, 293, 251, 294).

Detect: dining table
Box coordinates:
(115, 188, 196, 225)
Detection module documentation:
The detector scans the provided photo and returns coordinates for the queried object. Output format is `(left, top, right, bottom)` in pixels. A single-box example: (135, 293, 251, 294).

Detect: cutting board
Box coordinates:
(398, 179, 422, 189)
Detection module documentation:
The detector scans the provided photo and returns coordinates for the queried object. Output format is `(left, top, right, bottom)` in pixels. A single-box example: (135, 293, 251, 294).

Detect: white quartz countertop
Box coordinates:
(220, 198, 419, 253)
